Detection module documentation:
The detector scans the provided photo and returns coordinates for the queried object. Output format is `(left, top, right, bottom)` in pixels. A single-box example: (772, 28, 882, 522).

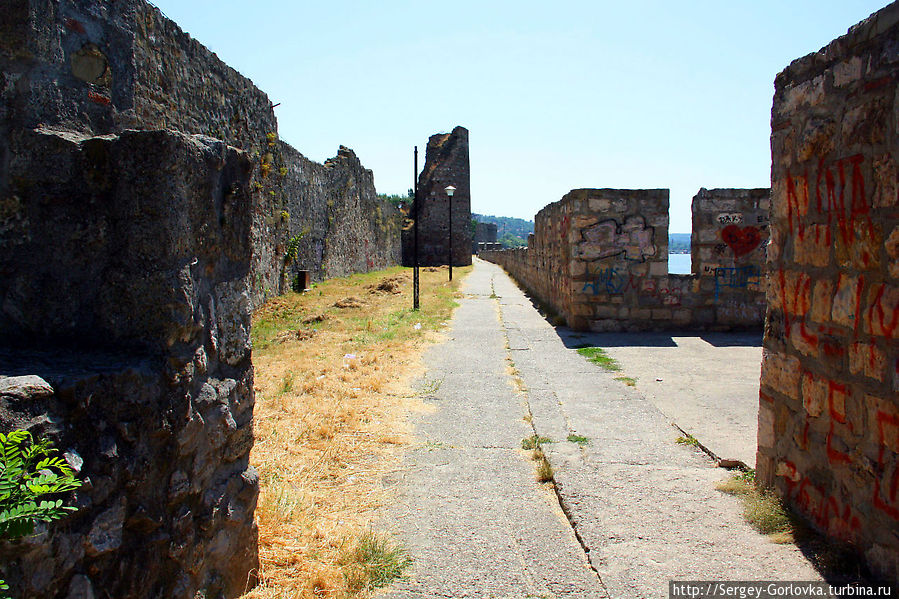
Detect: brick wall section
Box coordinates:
(691, 188, 770, 326)
(757, 2, 899, 578)
(482, 187, 769, 331)
(409, 126, 472, 267)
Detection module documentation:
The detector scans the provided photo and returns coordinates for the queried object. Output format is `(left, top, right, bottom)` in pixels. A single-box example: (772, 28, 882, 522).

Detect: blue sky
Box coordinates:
(149, 1, 888, 233)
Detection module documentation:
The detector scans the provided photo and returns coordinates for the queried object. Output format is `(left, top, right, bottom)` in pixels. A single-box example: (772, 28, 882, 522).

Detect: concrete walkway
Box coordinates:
(554, 330, 763, 468)
(383, 258, 819, 599)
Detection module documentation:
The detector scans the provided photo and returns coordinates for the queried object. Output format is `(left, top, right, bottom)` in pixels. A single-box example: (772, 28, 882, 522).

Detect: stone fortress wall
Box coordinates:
(0, 0, 401, 596)
(1, 0, 403, 308)
(757, 2, 899, 579)
(481, 187, 769, 331)
(404, 126, 472, 267)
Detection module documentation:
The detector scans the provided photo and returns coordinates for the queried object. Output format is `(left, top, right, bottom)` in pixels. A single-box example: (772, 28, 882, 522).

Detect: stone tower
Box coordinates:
(415, 126, 472, 266)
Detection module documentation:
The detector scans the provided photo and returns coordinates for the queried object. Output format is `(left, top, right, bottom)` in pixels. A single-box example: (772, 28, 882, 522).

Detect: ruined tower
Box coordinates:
(415, 126, 473, 267)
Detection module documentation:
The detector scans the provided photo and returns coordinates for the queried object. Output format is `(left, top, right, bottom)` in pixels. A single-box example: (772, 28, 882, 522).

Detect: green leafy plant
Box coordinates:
(0, 430, 82, 539)
(284, 234, 304, 265)
(0, 430, 82, 594)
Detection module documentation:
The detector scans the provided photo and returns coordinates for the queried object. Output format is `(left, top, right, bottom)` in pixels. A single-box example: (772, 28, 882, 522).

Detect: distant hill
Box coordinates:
(472, 215, 691, 252)
(669, 233, 691, 252)
(473, 213, 534, 248)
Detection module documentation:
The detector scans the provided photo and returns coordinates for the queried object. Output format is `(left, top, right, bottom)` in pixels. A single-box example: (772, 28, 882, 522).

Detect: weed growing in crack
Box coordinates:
(566, 434, 590, 446)
(675, 433, 700, 447)
(521, 435, 552, 450)
(574, 346, 621, 372)
(535, 454, 554, 483)
(614, 376, 636, 386)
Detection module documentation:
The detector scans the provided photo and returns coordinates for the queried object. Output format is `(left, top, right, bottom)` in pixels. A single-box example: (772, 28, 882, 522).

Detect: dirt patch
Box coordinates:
(367, 275, 409, 295)
(302, 313, 328, 325)
(274, 328, 316, 344)
(334, 296, 366, 309)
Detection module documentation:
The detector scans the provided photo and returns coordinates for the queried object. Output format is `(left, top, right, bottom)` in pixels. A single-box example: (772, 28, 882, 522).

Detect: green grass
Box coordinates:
(575, 346, 621, 371)
(279, 371, 295, 394)
(343, 531, 412, 591)
(566, 434, 590, 446)
(521, 435, 553, 450)
(614, 376, 636, 386)
(675, 433, 700, 447)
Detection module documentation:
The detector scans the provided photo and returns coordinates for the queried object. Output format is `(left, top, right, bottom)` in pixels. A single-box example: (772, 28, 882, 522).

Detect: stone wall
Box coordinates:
(691, 188, 770, 325)
(0, 128, 258, 597)
(757, 2, 899, 578)
(251, 142, 403, 303)
(0, 0, 404, 595)
(473, 222, 498, 253)
(406, 126, 472, 267)
(482, 187, 768, 331)
(0, 0, 276, 150)
(1, 0, 403, 308)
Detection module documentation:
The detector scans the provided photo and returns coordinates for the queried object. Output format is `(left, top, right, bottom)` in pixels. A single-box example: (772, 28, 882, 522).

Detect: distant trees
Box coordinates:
(472, 213, 533, 248)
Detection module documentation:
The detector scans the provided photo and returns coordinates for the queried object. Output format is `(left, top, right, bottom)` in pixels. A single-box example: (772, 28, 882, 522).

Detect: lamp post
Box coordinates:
(445, 185, 456, 281)
(413, 147, 420, 311)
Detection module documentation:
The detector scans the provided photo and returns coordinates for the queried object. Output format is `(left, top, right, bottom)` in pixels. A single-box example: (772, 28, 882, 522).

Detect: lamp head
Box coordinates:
(444, 185, 456, 197)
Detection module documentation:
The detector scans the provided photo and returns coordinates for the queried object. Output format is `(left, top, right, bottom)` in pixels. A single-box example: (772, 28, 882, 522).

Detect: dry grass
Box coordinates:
(716, 470, 793, 542)
(244, 265, 470, 599)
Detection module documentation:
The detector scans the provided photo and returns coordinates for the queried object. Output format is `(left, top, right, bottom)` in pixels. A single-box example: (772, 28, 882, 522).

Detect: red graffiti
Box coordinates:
(87, 91, 111, 106)
(873, 411, 899, 520)
(785, 173, 808, 239)
(864, 75, 894, 92)
(779, 461, 861, 541)
(560, 215, 570, 243)
(639, 278, 682, 306)
(65, 18, 86, 33)
(775, 269, 811, 338)
(721, 225, 762, 257)
(867, 284, 899, 339)
(826, 421, 852, 465)
(817, 154, 873, 266)
(854, 274, 866, 335)
(824, 379, 851, 465)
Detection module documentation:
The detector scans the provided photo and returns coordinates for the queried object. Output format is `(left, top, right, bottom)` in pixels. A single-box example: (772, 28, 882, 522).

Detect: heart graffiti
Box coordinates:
(721, 225, 762, 257)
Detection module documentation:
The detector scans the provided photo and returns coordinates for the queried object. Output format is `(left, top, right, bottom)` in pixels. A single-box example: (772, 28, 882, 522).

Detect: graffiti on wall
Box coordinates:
(575, 216, 657, 262)
(581, 265, 682, 305)
(721, 225, 763, 257)
(714, 265, 760, 300)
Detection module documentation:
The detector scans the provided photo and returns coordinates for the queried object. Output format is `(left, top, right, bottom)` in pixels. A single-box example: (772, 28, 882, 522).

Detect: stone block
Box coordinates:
(849, 343, 887, 381)
(761, 350, 801, 399)
(758, 401, 777, 449)
(649, 261, 668, 277)
(810, 279, 835, 323)
(831, 273, 862, 328)
(886, 225, 899, 279)
(794, 225, 832, 267)
(865, 283, 899, 339)
(833, 56, 864, 87)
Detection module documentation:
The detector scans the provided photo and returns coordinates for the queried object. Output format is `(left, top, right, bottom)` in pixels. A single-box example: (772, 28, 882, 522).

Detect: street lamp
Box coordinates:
(445, 185, 456, 281)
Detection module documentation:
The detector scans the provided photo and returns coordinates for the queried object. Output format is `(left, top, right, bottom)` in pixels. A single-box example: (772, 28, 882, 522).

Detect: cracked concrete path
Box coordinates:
(383, 258, 819, 599)
(381, 261, 608, 599)
(554, 330, 763, 468)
